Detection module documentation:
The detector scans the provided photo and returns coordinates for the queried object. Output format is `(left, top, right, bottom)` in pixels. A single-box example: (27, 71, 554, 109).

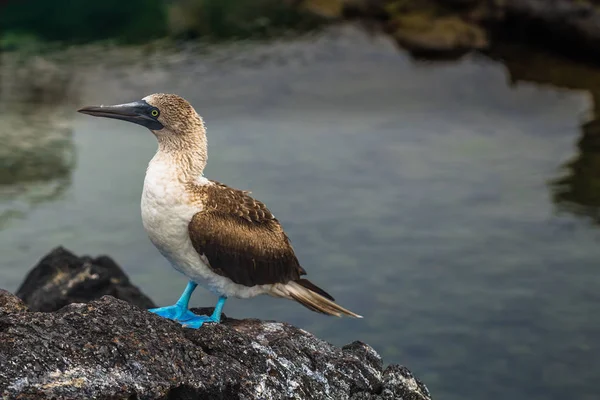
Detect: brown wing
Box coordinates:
(188, 181, 306, 287)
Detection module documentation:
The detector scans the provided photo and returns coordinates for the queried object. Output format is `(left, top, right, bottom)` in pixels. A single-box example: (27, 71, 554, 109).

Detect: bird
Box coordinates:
(78, 93, 362, 328)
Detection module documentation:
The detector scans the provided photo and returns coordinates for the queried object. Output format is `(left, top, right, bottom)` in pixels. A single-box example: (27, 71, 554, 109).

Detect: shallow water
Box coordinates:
(1, 26, 599, 400)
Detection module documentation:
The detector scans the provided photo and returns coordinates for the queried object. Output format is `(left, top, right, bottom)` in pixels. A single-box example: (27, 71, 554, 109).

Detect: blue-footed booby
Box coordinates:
(78, 94, 361, 328)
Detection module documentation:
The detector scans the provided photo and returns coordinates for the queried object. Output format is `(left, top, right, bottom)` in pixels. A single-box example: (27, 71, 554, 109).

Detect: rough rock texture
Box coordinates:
(0, 292, 431, 400)
(1, 248, 431, 398)
(0, 289, 28, 317)
(16, 247, 155, 312)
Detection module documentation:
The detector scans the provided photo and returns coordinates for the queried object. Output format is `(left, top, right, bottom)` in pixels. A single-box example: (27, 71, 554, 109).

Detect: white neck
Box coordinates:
(151, 129, 208, 183)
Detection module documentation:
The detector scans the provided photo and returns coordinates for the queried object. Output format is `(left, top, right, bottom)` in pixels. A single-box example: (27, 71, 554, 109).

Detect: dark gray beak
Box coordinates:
(78, 100, 163, 130)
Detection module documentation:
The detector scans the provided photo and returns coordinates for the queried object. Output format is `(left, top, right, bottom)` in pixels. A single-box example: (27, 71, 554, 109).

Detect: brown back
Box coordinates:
(188, 181, 306, 287)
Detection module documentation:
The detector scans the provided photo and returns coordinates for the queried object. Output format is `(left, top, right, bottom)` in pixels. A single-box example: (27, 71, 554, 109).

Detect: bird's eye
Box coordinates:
(151, 109, 159, 117)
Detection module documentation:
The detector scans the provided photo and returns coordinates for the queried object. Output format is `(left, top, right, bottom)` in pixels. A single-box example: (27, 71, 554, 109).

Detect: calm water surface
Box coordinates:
(1, 27, 599, 400)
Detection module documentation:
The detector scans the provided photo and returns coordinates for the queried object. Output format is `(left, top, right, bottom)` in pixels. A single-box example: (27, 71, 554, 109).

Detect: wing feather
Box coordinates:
(188, 181, 305, 287)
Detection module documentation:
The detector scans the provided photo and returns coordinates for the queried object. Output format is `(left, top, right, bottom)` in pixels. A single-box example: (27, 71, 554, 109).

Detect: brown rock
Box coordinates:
(389, 13, 488, 57)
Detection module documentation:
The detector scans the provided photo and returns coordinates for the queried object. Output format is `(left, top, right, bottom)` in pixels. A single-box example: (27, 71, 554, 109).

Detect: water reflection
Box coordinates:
(0, 52, 77, 227)
(552, 118, 600, 222)
(487, 42, 600, 224)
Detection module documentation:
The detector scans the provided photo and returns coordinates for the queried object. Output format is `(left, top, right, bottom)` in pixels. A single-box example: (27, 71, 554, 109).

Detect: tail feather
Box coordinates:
(271, 280, 362, 318)
(296, 278, 335, 301)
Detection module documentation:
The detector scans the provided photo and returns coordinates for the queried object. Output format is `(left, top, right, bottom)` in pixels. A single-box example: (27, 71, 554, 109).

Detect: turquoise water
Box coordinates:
(1, 27, 599, 400)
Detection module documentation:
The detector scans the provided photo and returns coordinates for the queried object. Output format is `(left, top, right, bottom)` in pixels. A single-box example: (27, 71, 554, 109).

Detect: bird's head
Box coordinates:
(78, 93, 205, 140)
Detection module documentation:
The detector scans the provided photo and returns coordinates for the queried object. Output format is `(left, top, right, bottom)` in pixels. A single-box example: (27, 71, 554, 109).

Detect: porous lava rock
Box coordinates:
(0, 292, 431, 399)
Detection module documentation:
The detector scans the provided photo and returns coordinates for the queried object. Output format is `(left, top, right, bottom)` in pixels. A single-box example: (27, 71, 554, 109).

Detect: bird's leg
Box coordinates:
(174, 280, 198, 311)
(148, 280, 198, 321)
(181, 295, 227, 328)
(210, 296, 227, 323)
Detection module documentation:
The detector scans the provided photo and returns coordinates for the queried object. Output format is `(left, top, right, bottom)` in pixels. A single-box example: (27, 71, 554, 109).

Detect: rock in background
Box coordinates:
(300, 0, 600, 61)
(16, 247, 155, 312)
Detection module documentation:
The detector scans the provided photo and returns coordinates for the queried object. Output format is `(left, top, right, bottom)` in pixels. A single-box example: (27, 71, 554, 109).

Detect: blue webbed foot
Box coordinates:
(148, 304, 197, 321)
(181, 295, 227, 328)
(148, 281, 227, 330)
(180, 313, 220, 329)
(148, 305, 218, 328)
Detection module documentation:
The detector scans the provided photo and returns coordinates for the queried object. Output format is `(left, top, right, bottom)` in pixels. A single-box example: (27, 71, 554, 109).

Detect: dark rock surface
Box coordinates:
(1, 248, 431, 399)
(0, 289, 28, 317)
(16, 246, 155, 312)
(0, 292, 432, 399)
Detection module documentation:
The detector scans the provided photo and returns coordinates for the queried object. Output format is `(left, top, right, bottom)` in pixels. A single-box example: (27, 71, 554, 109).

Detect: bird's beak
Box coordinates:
(77, 100, 164, 130)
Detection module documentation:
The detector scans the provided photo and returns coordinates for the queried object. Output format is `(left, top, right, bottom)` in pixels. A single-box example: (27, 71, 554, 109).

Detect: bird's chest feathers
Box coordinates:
(141, 161, 200, 258)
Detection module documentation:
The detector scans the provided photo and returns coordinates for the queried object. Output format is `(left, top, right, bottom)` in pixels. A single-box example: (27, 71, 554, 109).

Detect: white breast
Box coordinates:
(141, 158, 202, 275)
(141, 154, 271, 298)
